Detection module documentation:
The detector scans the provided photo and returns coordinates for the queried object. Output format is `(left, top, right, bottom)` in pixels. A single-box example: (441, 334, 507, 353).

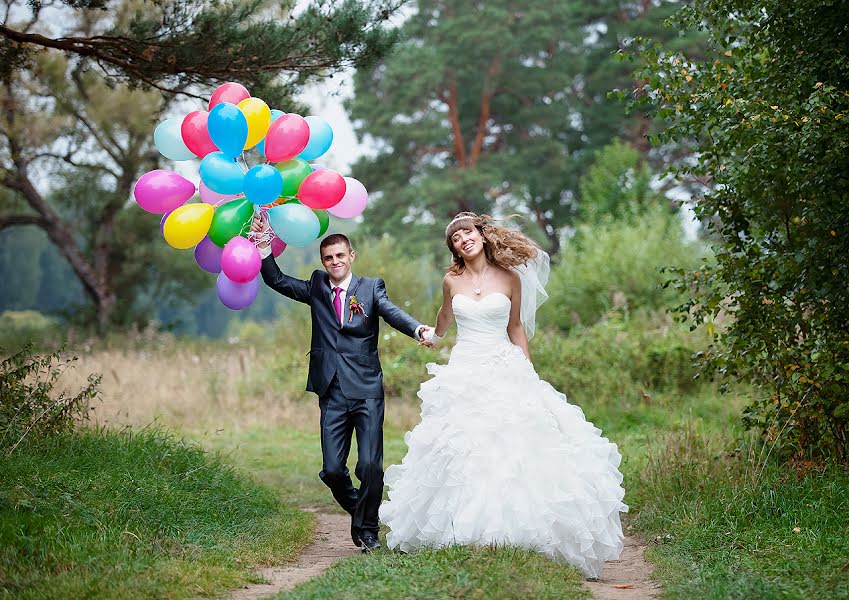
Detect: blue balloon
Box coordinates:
(200, 152, 245, 195)
(154, 118, 195, 161)
(208, 102, 248, 159)
(257, 109, 286, 158)
(268, 203, 321, 247)
(244, 164, 283, 205)
(297, 116, 333, 161)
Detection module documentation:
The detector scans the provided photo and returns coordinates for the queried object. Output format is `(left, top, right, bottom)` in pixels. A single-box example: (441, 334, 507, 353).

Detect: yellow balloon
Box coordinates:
(164, 203, 214, 249)
(238, 97, 271, 150)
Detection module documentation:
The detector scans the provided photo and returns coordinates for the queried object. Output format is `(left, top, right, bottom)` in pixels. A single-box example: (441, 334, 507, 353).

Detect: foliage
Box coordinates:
(631, 0, 849, 462)
(0, 345, 101, 453)
(576, 139, 665, 225)
(347, 0, 702, 255)
(0, 427, 313, 599)
(0, 311, 60, 351)
(1, 0, 402, 104)
(633, 428, 849, 599)
(533, 313, 709, 424)
(541, 207, 706, 331)
(0, 0, 402, 331)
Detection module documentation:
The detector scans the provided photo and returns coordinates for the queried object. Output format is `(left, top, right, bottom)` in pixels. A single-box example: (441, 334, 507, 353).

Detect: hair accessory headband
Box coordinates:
(444, 214, 477, 235)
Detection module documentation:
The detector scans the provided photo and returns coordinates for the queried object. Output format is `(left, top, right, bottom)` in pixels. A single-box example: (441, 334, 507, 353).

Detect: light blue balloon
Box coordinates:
(244, 164, 283, 205)
(154, 118, 195, 161)
(257, 109, 286, 158)
(200, 152, 245, 195)
(297, 116, 333, 161)
(208, 102, 248, 159)
(268, 203, 320, 247)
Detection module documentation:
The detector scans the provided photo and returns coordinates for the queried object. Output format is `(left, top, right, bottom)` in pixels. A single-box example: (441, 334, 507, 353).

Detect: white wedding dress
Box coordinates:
(379, 292, 627, 579)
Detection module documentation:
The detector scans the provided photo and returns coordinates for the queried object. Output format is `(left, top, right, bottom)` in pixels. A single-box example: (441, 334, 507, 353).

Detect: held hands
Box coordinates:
(417, 325, 442, 348)
(251, 212, 271, 249)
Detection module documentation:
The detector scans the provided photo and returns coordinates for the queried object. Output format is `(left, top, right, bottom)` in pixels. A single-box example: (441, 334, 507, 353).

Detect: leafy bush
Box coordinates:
(533, 312, 708, 409)
(0, 310, 60, 351)
(0, 345, 100, 453)
(541, 207, 706, 332)
(633, 0, 849, 462)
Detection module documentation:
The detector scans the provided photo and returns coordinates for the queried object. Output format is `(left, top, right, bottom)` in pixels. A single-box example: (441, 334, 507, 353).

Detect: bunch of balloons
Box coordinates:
(133, 82, 369, 310)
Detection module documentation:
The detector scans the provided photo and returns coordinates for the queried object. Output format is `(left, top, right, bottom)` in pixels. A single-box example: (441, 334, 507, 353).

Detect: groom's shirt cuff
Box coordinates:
(414, 325, 423, 341)
(258, 244, 272, 259)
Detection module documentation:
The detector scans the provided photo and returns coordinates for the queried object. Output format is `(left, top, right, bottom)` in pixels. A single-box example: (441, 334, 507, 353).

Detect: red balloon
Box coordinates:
(271, 236, 287, 257)
(209, 82, 250, 111)
(297, 169, 346, 210)
(264, 114, 310, 163)
(181, 111, 218, 158)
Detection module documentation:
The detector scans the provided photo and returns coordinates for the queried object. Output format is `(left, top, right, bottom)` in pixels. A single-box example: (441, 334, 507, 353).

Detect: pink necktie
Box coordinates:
(333, 287, 343, 324)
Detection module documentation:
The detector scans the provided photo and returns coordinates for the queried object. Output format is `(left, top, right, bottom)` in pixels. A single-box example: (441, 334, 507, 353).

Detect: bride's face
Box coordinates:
(451, 226, 484, 260)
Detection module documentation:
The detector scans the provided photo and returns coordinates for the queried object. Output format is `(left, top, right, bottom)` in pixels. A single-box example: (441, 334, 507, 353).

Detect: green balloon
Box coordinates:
(208, 198, 254, 248)
(275, 159, 313, 198)
(315, 209, 329, 236)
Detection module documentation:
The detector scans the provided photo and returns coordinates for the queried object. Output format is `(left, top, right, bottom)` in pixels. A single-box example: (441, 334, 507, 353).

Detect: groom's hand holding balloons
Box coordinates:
(251, 212, 271, 249)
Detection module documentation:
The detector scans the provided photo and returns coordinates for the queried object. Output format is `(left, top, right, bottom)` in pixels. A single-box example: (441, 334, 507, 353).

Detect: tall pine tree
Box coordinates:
(347, 0, 701, 254)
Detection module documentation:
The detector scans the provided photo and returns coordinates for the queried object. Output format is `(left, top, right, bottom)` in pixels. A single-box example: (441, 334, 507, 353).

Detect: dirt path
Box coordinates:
(584, 536, 662, 599)
(226, 513, 660, 600)
(226, 510, 358, 600)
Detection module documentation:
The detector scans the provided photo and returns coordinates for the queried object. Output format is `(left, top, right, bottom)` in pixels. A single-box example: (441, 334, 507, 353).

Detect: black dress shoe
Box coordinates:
(358, 532, 381, 552)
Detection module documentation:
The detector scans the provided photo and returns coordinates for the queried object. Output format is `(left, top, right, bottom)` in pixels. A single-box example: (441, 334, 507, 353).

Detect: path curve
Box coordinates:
(226, 510, 358, 600)
(584, 536, 661, 599)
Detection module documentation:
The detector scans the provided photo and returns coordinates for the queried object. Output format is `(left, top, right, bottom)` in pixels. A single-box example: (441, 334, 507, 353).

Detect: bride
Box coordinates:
(378, 212, 627, 579)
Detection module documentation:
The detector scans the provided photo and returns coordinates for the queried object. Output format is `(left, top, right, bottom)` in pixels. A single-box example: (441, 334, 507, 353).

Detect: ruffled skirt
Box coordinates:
(379, 341, 627, 579)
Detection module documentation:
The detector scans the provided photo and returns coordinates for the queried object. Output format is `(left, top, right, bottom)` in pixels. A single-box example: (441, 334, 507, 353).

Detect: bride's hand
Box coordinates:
(419, 326, 441, 347)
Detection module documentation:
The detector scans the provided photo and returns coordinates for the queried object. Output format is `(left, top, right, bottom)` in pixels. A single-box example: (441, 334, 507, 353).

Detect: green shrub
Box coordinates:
(0, 345, 101, 453)
(532, 312, 709, 412)
(541, 208, 706, 332)
(0, 310, 60, 351)
(632, 0, 849, 462)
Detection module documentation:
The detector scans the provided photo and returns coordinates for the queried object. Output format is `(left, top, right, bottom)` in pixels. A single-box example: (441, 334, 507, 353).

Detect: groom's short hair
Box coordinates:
(320, 233, 352, 253)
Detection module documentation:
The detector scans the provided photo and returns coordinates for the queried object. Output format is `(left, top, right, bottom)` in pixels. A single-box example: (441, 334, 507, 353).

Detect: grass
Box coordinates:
(275, 544, 589, 600)
(631, 429, 849, 599)
(0, 427, 313, 599)
(15, 329, 848, 599)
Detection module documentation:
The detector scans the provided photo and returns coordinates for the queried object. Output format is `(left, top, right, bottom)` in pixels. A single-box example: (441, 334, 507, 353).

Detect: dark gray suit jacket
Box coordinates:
(260, 256, 422, 399)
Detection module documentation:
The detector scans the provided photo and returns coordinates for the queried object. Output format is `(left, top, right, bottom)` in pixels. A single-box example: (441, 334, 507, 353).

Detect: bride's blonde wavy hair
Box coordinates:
(445, 212, 540, 275)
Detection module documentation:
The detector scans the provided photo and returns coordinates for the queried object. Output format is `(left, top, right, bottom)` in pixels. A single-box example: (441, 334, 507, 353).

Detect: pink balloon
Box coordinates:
(297, 169, 346, 210)
(209, 82, 250, 111)
(328, 177, 368, 218)
(181, 111, 218, 158)
(264, 114, 310, 163)
(199, 182, 240, 206)
(134, 170, 196, 214)
(271, 236, 287, 257)
(221, 236, 261, 283)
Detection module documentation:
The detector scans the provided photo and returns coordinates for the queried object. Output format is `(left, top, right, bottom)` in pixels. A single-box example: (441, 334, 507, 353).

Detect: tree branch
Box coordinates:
(443, 72, 467, 167)
(469, 56, 502, 166)
(0, 213, 47, 230)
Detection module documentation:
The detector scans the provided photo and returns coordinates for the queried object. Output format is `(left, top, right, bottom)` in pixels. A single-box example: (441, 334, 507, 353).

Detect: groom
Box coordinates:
(252, 213, 430, 552)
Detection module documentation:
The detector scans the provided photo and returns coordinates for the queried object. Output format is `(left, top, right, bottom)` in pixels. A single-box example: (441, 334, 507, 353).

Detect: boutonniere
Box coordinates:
(348, 295, 368, 323)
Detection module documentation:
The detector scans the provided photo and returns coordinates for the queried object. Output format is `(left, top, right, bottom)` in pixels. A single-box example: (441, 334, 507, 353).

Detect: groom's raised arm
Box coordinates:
(259, 255, 312, 305)
(375, 279, 422, 340)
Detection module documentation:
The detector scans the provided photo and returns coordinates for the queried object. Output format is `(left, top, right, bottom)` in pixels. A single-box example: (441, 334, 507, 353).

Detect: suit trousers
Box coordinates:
(318, 376, 384, 536)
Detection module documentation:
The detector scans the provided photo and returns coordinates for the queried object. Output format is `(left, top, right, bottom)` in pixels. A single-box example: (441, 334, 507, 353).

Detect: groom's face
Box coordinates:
(321, 242, 355, 284)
